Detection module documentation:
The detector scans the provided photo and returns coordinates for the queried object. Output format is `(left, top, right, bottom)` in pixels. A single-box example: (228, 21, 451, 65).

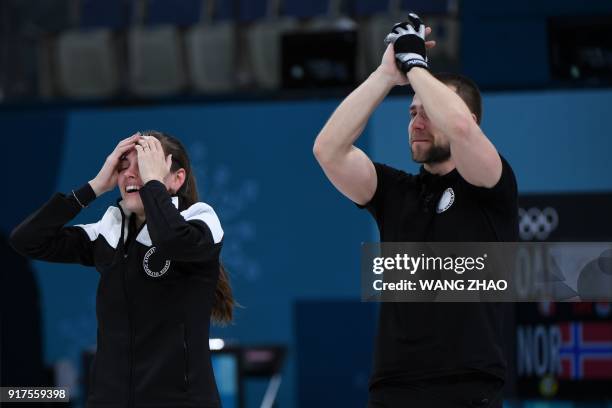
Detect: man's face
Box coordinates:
(117, 149, 145, 214)
(408, 92, 451, 164)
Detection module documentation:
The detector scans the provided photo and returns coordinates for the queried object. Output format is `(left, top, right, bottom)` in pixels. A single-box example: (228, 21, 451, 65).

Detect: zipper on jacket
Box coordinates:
(120, 212, 136, 408)
(183, 324, 189, 391)
(125, 285, 135, 408)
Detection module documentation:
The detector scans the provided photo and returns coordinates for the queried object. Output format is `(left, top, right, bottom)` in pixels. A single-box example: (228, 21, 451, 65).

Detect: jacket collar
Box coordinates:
(116, 195, 180, 218)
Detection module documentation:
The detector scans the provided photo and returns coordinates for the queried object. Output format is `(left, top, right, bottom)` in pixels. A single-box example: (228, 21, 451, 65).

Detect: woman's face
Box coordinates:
(117, 145, 186, 217)
(117, 149, 145, 215)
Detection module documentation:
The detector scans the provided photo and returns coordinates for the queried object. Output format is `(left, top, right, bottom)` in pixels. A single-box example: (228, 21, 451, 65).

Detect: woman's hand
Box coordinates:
(89, 134, 139, 196)
(135, 136, 172, 184)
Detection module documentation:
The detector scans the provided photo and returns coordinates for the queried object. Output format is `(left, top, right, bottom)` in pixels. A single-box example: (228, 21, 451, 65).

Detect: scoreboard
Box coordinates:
(514, 193, 612, 400)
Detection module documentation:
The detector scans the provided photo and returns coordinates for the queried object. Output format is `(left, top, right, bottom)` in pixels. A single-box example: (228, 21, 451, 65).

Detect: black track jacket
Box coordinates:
(10, 180, 224, 408)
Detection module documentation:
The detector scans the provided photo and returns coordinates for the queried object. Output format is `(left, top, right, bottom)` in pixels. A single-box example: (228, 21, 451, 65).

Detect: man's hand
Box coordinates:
(384, 13, 432, 74)
(376, 43, 411, 87)
(89, 134, 139, 196)
(135, 136, 172, 184)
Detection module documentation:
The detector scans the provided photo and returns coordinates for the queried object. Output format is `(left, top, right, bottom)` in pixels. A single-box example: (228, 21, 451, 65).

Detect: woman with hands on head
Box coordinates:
(11, 130, 234, 408)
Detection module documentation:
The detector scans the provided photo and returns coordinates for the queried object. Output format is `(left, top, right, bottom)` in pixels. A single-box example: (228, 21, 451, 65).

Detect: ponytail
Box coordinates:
(211, 263, 235, 324)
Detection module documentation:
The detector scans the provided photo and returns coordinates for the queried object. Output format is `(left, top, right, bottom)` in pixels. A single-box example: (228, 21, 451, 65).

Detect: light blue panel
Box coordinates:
(370, 89, 612, 193)
(481, 89, 612, 193)
(33, 100, 371, 407)
(212, 354, 239, 408)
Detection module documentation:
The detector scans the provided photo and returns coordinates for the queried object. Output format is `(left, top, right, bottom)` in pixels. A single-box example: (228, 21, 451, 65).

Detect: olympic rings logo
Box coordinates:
(518, 207, 559, 241)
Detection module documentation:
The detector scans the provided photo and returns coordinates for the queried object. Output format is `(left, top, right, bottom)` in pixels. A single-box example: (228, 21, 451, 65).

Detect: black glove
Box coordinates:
(384, 13, 428, 73)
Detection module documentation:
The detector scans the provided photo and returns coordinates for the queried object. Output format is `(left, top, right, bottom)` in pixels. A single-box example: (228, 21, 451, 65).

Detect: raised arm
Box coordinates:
(9, 184, 97, 265)
(135, 137, 223, 263)
(381, 13, 501, 188)
(408, 68, 501, 188)
(10, 135, 139, 264)
(312, 63, 392, 205)
(313, 26, 435, 205)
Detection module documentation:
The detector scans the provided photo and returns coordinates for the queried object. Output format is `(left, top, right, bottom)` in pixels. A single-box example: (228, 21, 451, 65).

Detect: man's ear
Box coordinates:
(471, 112, 478, 123)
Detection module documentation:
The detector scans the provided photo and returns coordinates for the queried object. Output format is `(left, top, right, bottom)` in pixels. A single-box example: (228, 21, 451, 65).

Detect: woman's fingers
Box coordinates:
(135, 139, 169, 183)
(138, 135, 163, 156)
(142, 136, 159, 153)
(91, 137, 137, 195)
(137, 135, 153, 148)
(110, 141, 136, 163)
(151, 137, 162, 153)
(116, 133, 140, 149)
(116, 141, 136, 156)
(116, 134, 135, 145)
(113, 136, 139, 156)
(136, 138, 151, 155)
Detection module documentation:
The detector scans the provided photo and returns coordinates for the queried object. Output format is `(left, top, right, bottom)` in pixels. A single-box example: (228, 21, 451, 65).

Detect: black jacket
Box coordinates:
(10, 180, 224, 408)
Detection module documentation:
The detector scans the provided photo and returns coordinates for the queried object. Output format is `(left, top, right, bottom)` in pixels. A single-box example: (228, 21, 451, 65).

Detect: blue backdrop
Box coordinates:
(2, 87, 612, 407)
(3, 100, 372, 406)
(370, 89, 612, 192)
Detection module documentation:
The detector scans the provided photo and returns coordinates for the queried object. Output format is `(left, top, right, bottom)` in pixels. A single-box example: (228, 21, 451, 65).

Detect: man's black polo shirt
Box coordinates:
(358, 155, 518, 389)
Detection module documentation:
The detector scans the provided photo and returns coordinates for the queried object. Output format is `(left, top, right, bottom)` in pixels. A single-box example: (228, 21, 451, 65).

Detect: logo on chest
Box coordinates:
(436, 188, 455, 214)
(143, 246, 171, 278)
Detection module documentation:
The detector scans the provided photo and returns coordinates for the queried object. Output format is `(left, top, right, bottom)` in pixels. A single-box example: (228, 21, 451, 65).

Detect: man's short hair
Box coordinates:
(434, 72, 483, 125)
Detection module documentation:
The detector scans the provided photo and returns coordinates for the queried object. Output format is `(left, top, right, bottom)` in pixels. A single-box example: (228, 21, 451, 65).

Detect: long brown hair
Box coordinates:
(141, 130, 235, 325)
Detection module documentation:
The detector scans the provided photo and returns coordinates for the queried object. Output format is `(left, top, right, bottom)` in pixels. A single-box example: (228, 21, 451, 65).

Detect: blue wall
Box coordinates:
(2, 87, 612, 407)
(3, 100, 372, 407)
(370, 89, 612, 193)
(460, 0, 612, 88)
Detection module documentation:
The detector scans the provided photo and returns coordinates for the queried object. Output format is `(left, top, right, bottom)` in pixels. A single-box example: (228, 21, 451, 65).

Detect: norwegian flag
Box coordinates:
(559, 322, 612, 380)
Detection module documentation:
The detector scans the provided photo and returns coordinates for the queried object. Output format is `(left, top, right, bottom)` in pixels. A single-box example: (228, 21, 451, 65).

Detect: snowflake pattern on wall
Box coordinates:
(188, 140, 260, 282)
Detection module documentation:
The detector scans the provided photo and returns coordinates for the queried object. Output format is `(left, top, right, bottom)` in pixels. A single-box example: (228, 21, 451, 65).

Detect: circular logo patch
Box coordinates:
(436, 188, 455, 214)
(143, 246, 171, 278)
